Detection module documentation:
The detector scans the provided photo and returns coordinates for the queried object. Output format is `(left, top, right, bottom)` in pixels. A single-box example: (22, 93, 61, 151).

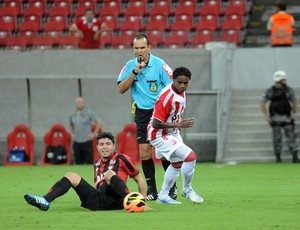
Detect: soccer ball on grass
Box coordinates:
(123, 192, 146, 213)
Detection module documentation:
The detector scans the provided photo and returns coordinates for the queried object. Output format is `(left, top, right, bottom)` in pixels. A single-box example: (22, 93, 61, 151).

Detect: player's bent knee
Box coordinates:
(64, 172, 81, 186)
(104, 170, 117, 184)
(184, 151, 196, 162)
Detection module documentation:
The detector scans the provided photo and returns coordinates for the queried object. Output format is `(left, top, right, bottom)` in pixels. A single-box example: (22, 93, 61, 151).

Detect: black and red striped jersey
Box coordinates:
(94, 152, 140, 189)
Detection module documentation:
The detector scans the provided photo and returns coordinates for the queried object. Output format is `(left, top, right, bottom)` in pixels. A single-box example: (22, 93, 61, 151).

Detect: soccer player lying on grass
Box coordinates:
(24, 132, 151, 211)
(147, 66, 204, 204)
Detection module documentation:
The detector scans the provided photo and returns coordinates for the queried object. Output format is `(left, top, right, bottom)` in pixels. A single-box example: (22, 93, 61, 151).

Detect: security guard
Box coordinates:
(260, 70, 299, 163)
(267, 2, 295, 47)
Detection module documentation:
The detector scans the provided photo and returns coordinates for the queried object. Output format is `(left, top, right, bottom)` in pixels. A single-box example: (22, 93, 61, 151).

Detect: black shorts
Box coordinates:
(74, 176, 128, 211)
(134, 108, 153, 144)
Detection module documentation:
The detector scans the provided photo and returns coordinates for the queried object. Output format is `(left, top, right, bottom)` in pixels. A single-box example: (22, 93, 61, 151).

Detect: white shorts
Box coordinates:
(150, 133, 192, 163)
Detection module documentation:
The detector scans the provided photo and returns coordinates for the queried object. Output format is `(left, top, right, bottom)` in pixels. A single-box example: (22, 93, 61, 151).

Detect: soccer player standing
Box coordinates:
(117, 33, 176, 201)
(147, 66, 204, 204)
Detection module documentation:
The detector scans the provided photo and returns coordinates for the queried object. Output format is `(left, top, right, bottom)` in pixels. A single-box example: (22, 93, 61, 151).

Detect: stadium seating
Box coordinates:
(0, 3, 21, 18)
(195, 14, 219, 31)
(18, 20, 40, 45)
(57, 35, 80, 49)
(223, 0, 248, 16)
(111, 33, 133, 49)
(148, 1, 171, 17)
(5, 124, 35, 166)
(47, 2, 71, 18)
(220, 14, 244, 30)
(191, 30, 214, 48)
(32, 36, 55, 50)
(199, 0, 222, 16)
(98, 1, 121, 17)
(40, 124, 71, 165)
(6, 36, 28, 51)
(147, 30, 164, 47)
(145, 15, 168, 31)
(173, 1, 197, 17)
(117, 123, 140, 163)
(218, 29, 241, 45)
(164, 31, 189, 48)
(102, 15, 118, 31)
(0, 0, 254, 49)
(170, 15, 193, 32)
(123, 1, 146, 17)
(118, 16, 143, 32)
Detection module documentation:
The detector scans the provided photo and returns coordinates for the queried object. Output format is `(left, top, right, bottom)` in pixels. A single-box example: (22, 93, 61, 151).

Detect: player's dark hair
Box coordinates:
(97, 132, 115, 144)
(133, 33, 150, 46)
(276, 2, 286, 11)
(173, 66, 192, 80)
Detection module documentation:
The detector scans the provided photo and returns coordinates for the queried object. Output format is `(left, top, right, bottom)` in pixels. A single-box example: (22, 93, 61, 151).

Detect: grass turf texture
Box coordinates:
(0, 163, 299, 230)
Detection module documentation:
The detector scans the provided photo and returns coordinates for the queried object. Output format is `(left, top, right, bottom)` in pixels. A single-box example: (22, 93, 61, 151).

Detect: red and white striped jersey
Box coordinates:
(147, 83, 186, 140)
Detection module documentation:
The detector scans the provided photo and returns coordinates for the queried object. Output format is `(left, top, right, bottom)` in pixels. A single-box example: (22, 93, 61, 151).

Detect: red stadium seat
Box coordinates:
(0, 31, 10, 46)
(195, 14, 219, 31)
(220, 14, 244, 30)
(224, 0, 248, 16)
(57, 35, 80, 49)
(99, 31, 112, 47)
(111, 34, 133, 49)
(170, 15, 193, 31)
(145, 15, 168, 31)
(0, 16, 16, 32)
(0, 5, 20, 18)
(173, 1, 197, 17)
(199, 0, 222, 16)
(102, 15, 117, 31)
(117, 123, 140, 164)
(41, 124, 72, 165)
(147, 30, 164, 48)
(5, 124, 35, 166)
(123, 1, 146, 17)
(118, 16, 143, 32)
(98, 1, 121, 17)
(148, 1, 171, 17)
(190, 30, 214, 48)
(6, 36, 28, 51)
(32, 36, 55, 50)
(47, 2, 71, 18)
(18, 20, 40, 45)
(164, 31, 189, 48)
(218, 29, 241, 45)
(22, 1, 46, 17)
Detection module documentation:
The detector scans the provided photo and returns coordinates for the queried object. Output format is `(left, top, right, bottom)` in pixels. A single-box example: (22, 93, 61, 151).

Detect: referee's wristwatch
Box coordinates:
(132, 69, 138, 75)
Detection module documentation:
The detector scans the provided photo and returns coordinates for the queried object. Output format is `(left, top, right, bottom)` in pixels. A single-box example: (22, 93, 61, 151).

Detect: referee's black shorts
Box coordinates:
(134, 108, 153, 144)
(74, 176, 127, 211)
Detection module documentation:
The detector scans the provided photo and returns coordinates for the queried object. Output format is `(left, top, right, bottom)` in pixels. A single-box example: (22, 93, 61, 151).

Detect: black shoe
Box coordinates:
(146, 186, 158, 201)
(146, 192, 158, 201)
(292, 156, 300, 163)
(169, 184, 178, 200)
(276, 155, 282, 163)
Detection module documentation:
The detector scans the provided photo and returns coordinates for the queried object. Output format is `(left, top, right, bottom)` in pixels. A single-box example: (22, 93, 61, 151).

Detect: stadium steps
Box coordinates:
(221, 89, 300, 163)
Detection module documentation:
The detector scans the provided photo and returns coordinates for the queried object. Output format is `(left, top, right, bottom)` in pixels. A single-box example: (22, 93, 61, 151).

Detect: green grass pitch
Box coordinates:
(0, 163, 299, 230)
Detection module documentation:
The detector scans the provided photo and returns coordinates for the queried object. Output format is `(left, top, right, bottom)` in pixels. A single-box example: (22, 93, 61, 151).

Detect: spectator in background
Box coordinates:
(267, 2, 295, 47)
(260, 70, 299, 163)
(69, 8, 110, 49)
(70, 97, 102, 164)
